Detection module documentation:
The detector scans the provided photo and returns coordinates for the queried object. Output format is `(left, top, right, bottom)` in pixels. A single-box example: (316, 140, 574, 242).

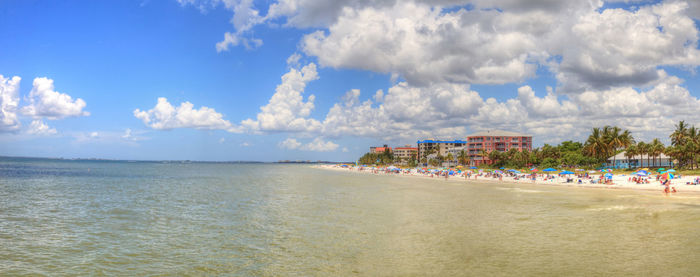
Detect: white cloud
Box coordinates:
(555, 1, 700, 91)
(302, 2, 541, 85)
(26, 120, 57, 135)
(20, 77, 89, 119)
(278, 137, 302, 149)
(122, 128, 133, 139)
(241, 63, 322, 132)
(219, 137, 226, 143)
(134, 97, 241, 132)
(240, 141, 251, 147)
(278, 137, 339, 151)
(90, 132, 99, 138)
(301, 137, 339, 151)
(0, 75, 21, 132)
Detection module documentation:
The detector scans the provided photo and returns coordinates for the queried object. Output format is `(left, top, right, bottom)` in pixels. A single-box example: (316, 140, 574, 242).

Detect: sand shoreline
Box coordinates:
(313, 164, 700, 194)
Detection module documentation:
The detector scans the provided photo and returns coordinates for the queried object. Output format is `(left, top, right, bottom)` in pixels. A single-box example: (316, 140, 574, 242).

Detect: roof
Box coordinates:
(466, 130, 531, 137)
(607, 151, 670, 161)
(394, 147, 417, 150)
(417, 139, 467, 144)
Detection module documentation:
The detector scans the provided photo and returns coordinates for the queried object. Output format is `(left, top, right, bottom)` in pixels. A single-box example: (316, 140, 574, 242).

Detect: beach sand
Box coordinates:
(315, 165, 700, 194)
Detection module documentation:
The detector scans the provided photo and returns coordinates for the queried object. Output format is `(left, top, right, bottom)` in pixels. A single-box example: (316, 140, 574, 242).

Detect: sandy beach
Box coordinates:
(315, 164, 700, 194)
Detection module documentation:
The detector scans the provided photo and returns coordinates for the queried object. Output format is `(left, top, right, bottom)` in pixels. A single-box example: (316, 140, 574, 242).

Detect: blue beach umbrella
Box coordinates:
(604, 173, 613, 179)
(559, 170, 575, 175)
(500, 167, 505, 170)
(543, 168, 557, 172)
(635, 171, 648, 176)
(470, 166, 478, 169)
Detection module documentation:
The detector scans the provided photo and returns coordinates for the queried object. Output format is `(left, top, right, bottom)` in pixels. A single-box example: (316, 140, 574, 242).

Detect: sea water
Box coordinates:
(1, 157, 699, 276)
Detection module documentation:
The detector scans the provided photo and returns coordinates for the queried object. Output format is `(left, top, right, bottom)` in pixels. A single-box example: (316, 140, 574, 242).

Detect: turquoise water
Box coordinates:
(1, 157, 699, 276)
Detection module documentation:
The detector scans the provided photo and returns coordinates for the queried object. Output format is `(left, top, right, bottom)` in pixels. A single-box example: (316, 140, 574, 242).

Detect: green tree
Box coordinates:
(650, 138, 664, 167)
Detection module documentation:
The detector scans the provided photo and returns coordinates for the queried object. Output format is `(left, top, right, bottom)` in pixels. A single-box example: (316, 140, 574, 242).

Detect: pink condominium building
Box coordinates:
(466, 130, 532, 166)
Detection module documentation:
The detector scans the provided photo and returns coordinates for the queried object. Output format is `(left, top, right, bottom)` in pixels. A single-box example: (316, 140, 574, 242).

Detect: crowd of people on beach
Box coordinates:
(332, 164, 697, 194)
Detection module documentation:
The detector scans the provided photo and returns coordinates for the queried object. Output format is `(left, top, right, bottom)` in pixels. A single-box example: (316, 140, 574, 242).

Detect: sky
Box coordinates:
(1, 0, 700, 161)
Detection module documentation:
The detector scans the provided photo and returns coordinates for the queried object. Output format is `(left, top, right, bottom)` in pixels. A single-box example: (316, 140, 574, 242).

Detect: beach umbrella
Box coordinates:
(657, 168, 665, 172)
(635, 171, 648, 176)
(661, 172, 674, 179)
(543, 168, 557, 172)
(511, 170, 522, 174)
(588, 170, 597, 174)
(531, 169, 539, 172)
(559, 170, 575, 175)
(494, 170, 503, 174)
(575, 169, 585, 171)
(470, 166, 477, 169)
(604, 173, 613, 179)
(664, 169, 676, 173)
(499, 167, 505, 170)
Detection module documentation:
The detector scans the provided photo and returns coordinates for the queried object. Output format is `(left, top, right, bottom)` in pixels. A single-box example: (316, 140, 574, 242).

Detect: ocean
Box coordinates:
(1, 157, 699, 276)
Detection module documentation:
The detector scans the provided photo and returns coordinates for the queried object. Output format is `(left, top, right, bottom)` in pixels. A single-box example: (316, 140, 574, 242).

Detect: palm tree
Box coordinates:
(670, 120, 689, 147)
(457, 150, 469, 166)
(479, 149, 489, 166)
(584, 128, 608, 162)
(688, 127, 699, 169)
(637, 141, 647, 168)
(446, 153, 454, 167)
(625, 144, 637, 169)
(650, 139, 664, 167)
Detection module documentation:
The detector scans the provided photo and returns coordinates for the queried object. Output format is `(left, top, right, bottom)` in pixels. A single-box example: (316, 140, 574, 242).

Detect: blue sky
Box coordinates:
(1, 0, 700, 161)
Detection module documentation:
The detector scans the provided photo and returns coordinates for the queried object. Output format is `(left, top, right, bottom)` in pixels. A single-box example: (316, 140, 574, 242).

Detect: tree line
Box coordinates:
(357, 121, 699, 169)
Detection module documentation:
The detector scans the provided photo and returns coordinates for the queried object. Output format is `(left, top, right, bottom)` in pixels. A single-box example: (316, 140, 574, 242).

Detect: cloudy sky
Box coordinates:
(1, 0, 700, 161)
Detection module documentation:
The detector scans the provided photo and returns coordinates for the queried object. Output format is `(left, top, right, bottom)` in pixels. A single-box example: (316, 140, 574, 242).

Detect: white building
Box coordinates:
(606, 151, 673, 169)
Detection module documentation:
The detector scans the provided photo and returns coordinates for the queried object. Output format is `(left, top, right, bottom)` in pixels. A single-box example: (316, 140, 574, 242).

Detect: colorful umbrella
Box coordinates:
(559, 170, 575, 175)
(494, 170, 503, 174)
(664, 169, 676, 173)
(661, 172, 674, 179)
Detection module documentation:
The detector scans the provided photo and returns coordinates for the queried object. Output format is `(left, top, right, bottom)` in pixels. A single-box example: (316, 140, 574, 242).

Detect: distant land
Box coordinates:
(0, 155, 348, 164)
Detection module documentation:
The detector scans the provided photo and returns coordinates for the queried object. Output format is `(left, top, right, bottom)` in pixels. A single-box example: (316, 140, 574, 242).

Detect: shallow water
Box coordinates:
(1, 158, 699, 276)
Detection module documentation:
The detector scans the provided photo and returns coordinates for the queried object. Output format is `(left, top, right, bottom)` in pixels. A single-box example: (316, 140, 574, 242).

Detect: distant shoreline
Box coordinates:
(0, 155, 349, 164)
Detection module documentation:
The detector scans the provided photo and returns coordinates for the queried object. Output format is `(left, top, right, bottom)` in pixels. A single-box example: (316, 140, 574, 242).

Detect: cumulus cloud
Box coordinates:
(555, 1, 700, 91)
(278, 137, 339, 151)
(0, 75, 21, 132)
(241, 63, 322, 132)
(20, 77, 89, 119)
(134, 97, 241, 132)
(175, 0, 700, 145)
(26, 120, 57, 135)
(301, 137, 339, 151)
(302, 2, 542, 85)
(278, 137, 302, 149)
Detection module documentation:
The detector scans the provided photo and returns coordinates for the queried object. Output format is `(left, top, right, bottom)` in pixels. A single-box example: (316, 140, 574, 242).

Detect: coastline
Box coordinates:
(313, 164, 700, 195)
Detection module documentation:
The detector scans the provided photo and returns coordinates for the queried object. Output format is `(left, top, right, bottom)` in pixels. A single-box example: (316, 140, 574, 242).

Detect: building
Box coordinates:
(370, 144, 392, 154)
(606, 151, 673, 169)
(466, 130, 532, 166)
(393, 145, 418, 161)
(417, 139, 467, 163)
